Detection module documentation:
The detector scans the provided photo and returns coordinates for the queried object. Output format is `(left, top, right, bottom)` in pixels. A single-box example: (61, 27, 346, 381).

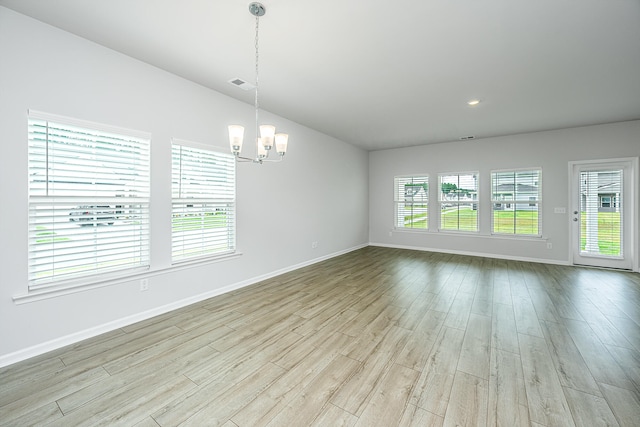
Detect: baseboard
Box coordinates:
(369, 242, 571, 266)
(0, 243, 368, 368)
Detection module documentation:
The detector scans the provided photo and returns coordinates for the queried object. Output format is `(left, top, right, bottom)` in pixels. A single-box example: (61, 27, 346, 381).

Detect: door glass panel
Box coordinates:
(579, 169, 622, 257)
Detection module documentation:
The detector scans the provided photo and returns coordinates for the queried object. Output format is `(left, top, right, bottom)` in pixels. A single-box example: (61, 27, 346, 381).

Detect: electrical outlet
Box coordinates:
(140, 278, 149, 291)
(547, 243, 553, 249)
(311, 241, 318, 249)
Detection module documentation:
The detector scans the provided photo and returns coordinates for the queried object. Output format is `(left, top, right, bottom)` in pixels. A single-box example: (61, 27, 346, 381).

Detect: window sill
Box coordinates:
(13, 252, 243, 305)
(393, 228, 546, 242)
(394, 227, 430, 233)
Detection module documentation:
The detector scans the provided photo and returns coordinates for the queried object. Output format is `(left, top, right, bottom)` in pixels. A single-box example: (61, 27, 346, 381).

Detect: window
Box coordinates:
(172, 140, 236, 262)
(394, 176, 428, 230)
(439, 172, 478, 232)
(28, 111, 150, 289)
(600, 196, 612, 208)
(491, 169, 541, 236)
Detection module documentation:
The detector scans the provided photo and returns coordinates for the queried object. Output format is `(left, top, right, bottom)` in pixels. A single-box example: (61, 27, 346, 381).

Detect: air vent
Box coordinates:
(459, 136, 476, 141)
(228, 78, 255, 91)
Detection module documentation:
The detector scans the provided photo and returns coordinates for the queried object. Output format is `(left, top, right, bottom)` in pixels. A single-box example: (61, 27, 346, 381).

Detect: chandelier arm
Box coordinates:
(234, 155, 256, 162)
(260, 157, 285, 163)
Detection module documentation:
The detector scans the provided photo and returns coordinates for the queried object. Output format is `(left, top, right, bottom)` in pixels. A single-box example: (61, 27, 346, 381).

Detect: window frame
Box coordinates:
(27, 110, 151, 290)
(438, 171, 479, 233)
(490, 168, 542, 237)
(394, 175, 429, 231)
(171, 138, 236, 263)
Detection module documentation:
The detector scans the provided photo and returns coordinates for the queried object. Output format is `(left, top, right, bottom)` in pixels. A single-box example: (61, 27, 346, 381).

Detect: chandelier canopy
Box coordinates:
(228, 2, 288, 163)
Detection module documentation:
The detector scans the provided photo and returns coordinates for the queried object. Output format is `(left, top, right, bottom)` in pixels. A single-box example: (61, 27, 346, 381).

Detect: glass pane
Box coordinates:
(397, 203, 428, 229)
(492, 203, 514, 234)
(172, 202, 235, 260)
(492, 170, 540, 202)
(492, 203, 539, 235)
(440, 173, 478, 202)
(441, 203, 478, 231)
(29, 119, 150, 198)
(29, 202, 149, 284)
(580, 170, 622, 256)
(514, 203, 539, 235)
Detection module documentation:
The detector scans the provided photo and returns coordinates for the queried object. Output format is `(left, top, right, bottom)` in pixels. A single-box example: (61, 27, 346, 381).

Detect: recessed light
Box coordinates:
(467, 99, 481, 106)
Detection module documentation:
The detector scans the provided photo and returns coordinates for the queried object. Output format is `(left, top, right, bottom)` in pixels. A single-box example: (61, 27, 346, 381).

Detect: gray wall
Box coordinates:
(0, 7, 369, 365)
(2, 5, 639, 366)
(369, 121, 640, 264)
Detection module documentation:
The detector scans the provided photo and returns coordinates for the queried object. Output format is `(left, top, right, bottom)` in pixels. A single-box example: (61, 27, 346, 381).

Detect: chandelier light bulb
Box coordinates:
(257, 137, 268, 159)
(228, 125, 244, 155)
(260, 125, 275, 150)
(275, 133, 288, 156)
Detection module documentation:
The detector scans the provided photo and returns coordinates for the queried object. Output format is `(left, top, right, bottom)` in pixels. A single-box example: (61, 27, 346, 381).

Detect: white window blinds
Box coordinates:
(491, 169, 541, 236)
(171, 140, 236, 262)
(580, 169, 623, 256)
(28, 111, 150, 289)
(394, 176, 428, 229)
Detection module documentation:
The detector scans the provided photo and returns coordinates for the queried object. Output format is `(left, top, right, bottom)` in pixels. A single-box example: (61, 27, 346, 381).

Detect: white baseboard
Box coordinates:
(369, 242, 571, 266)
(0, 243, 368, 368)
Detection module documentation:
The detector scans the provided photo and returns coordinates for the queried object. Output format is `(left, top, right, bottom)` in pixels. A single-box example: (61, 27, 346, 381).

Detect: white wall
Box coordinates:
(0, 7, 369, 365)
(369, 121, 640, 265)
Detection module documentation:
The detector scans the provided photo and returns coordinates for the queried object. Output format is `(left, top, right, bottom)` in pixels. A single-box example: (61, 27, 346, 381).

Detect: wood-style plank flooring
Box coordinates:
(2, 246, 640, 426)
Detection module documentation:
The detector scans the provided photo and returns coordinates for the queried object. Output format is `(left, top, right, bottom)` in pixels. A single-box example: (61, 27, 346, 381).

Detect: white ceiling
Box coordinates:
(2, 0, 640, 151)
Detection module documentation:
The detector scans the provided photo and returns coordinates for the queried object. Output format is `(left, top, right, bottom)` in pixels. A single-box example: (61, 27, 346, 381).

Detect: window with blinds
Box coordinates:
(171, 140, 236, 262)
(580, 169, 622, 257)
(28, 111, 150, 289)
(439, 172, 479, 232)
(491, 169, 541, 236)
(394, 175, 429, 230)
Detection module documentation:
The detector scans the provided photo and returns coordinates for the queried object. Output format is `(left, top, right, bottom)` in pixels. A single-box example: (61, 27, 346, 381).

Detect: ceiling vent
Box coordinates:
(228, 78, 255, 91)
(459, 136, 476, 141)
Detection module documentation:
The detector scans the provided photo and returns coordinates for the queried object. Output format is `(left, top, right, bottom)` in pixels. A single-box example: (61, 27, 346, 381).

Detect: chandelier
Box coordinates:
(228, 2, 288, 163)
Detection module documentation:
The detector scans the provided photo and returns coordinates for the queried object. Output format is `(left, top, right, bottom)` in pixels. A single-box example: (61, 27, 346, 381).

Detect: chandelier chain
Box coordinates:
(254, 13, 260, 144)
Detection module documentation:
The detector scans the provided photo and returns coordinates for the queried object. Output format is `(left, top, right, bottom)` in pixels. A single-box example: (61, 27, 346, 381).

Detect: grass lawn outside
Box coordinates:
(393, 207, 621, 257)
(36, 209, 621, 280)
(171, 213, 228, 231)
(581, 211, 621, 256)
(32, 214, 229, 281)
(440, 205, 477, 231)
(492, 210, 539, 235)
(401, 206, 428, 229)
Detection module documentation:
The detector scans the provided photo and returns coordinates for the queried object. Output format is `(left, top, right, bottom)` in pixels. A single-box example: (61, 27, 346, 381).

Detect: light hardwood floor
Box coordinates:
(2, 247, 640, 426)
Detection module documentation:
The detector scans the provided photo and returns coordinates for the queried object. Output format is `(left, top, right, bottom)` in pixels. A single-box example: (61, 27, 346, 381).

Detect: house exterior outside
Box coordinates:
(580, 171, 621, 213)
(493, 183, 539, 211)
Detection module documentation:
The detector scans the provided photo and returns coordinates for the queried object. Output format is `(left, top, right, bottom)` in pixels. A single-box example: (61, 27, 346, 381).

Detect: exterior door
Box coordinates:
(570, 159, 635, 270)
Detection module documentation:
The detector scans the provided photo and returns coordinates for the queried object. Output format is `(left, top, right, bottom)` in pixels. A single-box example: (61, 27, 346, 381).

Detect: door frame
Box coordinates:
(568, 157, 639, 272)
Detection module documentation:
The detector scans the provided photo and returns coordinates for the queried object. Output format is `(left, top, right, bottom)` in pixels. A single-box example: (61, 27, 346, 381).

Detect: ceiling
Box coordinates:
(2, 0, 640, 151)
